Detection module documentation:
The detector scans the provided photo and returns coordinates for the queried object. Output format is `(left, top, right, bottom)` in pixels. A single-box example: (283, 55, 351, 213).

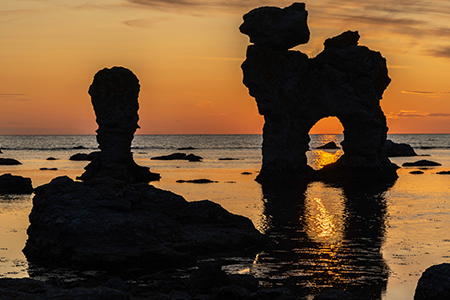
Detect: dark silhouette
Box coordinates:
(78, 66, 160, 183)
(241, 4, 397, 183)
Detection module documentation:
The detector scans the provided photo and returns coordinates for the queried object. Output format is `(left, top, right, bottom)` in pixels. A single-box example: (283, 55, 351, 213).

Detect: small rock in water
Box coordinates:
(410, 170, 424, 174)
(72, 145, 87, 150)
(402, 160, 441, 167)
(241, 172, 252, 175)
(385, 139, 417, 157)
(415, 263, 450, 300)
(219, 158, 240, 161)
(151, 153, 203, 162)
(0, 173, 33, 194)
(437, 171, 450, 175)
(0, 158, 21, 165)
(40, 168, 58, 171)
(46, 157, 58, 160)
(177, 146, 196, 150)
(176, 179, 217, 184)
(316, 141, 339, 149)
(69, 152, 100, 161)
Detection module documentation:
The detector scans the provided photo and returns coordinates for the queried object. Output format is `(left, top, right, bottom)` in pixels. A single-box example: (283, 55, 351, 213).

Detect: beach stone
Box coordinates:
(23, 176, 267, 270)
(239, 3, 309, 50)
(317, 141, 340, 149)
(402, 160, 441, 167)
(0, 158, 21, 165)
(385, 140, 417, 157)
(414, 263, 450, 300)
(78, 66, 160, 183)
(241, 7, 397, 182)
(0, 173, 33, 194)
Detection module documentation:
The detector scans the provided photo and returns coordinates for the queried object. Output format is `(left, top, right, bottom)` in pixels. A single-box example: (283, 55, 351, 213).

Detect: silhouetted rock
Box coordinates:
(40, 168, 58, 171)
(176, 179, 217, 184)
(219, 157, 241, 160)
(70, 152, 100, 161)
(23, 176, 267, 270)
(0, 158, 21, 165)
(0, 149, 2, 153)
(46, 157, 58, 160)
(317, 141, 340, 149)
(402, 160, 441, 167)
(177, 146, 196, 150)
(241, 172, 252, 175)
(241, 5, 397, 183)
(0, 278, 130, 300)
(410, 170, 424, 174)
(385, 139, 417, 157)
(0, 173, 33, 194)
(188, 262, 229, 293)
(151, 153, 203, 162)
(78, 67, 160, 183)
(314, 289, 358, 300)
(437, 171, 450, 175)
(73, 145, 87, 150)
(239, 3, 309, 50)
(414, 263, 450, 300)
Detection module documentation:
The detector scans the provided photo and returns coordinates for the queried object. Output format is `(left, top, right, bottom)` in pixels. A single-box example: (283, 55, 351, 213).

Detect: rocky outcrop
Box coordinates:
(23, 176, 267, 270)
(414, 263, 450, 300)
(241, 3, 397, 183)
(0, 158, 21, 165)
(385, 139, 417, 157)
(78, 67, 160, 183)
(239, 2, 309, 50)
(151, 152, 203, 162)
(0, 173, 33, 194)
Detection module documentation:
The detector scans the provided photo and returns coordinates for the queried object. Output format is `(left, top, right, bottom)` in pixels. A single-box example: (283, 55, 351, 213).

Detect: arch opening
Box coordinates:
(307, 117, 344, 170)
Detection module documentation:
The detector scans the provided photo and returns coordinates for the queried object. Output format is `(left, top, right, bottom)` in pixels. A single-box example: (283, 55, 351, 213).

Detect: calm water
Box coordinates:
(1, 134, 450, 299)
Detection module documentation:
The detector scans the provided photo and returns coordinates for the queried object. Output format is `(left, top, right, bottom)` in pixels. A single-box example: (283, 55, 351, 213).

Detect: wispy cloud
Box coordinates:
(425, 46, 450, 59)
(123, 16, 172, 28)
(0, 93, 32, 101)
(402, 91, 450, 97)
(386, 110, 450, 119)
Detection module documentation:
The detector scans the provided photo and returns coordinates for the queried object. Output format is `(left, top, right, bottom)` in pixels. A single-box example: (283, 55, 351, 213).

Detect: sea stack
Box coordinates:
(241, 3, 398, 183)
(78, 66, 160, 183)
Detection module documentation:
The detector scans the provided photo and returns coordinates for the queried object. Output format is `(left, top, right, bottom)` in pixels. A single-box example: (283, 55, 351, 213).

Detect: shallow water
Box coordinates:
(1, 134, 450, 299)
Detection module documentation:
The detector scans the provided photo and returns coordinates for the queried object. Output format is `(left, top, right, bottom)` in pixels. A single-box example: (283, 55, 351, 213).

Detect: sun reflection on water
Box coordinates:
(309, 197, 337, 239)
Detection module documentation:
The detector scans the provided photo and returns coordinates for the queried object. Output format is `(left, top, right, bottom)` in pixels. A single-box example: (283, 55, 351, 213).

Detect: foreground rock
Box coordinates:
(241, 3, 397, 183)
(0, 278, 129, 300)
(402, 160, 441, 167)
(78, 67, 160, 183)
(414, 263, 450, 300)
(23, 176, 267, 270)
(385, 139, 417, 157)
(151, 152, 203, 162)
(239, 2, 310, 50)
(0, 173, 33, 194)
(0, 158, 21, 165)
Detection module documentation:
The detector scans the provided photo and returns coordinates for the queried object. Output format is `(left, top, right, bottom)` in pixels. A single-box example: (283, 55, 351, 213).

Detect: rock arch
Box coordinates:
(240, 3, 398, 183)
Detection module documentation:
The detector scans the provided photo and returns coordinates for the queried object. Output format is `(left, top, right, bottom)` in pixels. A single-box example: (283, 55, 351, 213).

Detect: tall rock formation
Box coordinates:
(240, 3, 398, 183)
(78, 66, 160, 183)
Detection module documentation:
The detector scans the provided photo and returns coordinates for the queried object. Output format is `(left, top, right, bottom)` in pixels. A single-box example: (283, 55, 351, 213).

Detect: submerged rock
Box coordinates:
(78, 67, 160, 183)
(410, 170, 424, 174)
(402, 160, 441, 167)
(239, 2, 310, 50)
(0, 173, 33, 194)
(151, 153, 203, 162)
(23, 176, 267, 270)
(415, 263, 450, 300)
(317, 141, 340, 149)
(385, 139, 417, 157)
(0, 158, 21, 165)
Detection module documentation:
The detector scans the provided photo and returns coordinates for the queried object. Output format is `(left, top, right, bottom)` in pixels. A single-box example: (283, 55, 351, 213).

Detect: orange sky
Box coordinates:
(1, 0, 450, 134)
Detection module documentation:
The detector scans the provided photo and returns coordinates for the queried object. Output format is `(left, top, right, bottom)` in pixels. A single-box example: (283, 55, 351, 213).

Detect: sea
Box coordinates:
(1, 134, 450, 300)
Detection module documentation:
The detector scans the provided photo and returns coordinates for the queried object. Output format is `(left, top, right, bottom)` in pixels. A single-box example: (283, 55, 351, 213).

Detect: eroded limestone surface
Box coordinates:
(241, 3, 398, 182)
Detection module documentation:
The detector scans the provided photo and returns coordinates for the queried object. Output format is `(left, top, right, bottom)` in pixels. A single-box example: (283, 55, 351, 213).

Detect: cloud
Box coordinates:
(425, 46, 450, 59)
(0, 93, 32, 101)
(402, 91, 450, 97)
(386, 110, 450, 119)
(196, 100, 213, 108)
(123, 16, 172, 28)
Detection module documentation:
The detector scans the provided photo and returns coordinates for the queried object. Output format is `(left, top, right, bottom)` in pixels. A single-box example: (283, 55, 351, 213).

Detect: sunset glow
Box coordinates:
(2, 0, 450, 134)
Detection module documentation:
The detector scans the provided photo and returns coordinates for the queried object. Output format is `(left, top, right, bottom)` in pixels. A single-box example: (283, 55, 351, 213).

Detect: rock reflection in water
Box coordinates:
(253, 181, 394, 299)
